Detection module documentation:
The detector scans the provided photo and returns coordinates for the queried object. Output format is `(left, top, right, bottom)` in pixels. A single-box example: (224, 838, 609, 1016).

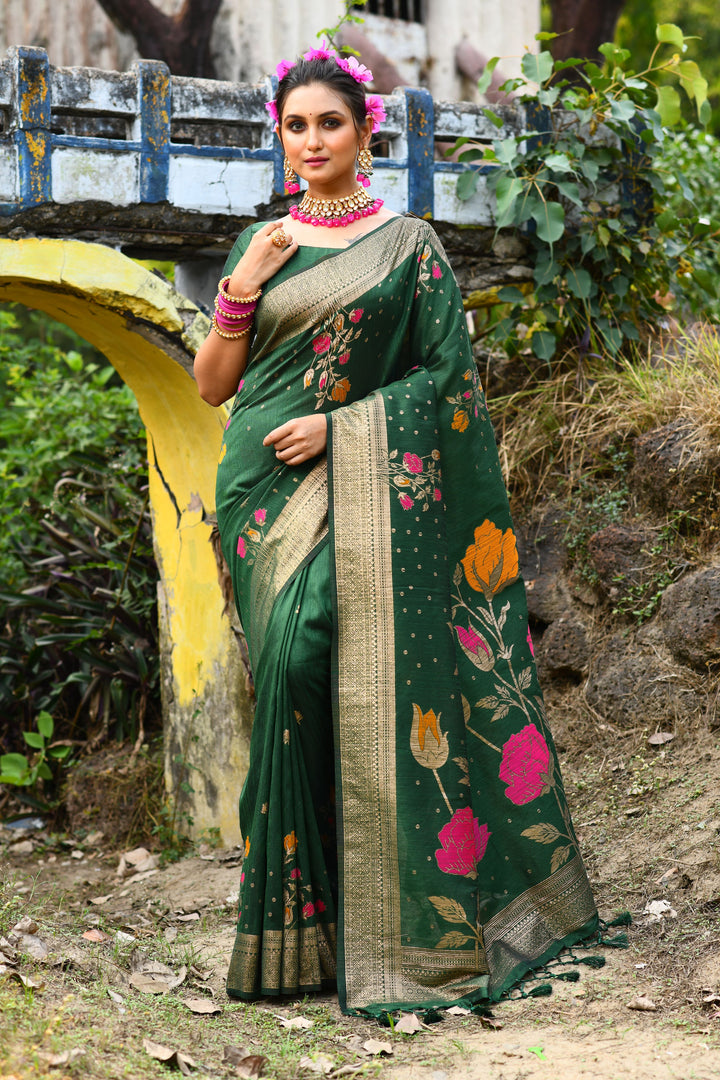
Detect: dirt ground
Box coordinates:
(2, 717, 720, 1080)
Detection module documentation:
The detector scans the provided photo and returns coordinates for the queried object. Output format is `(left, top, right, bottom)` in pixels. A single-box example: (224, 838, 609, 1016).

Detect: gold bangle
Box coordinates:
(218, 276, 262, 304)
(211, 313, 252, 340)
(214, 295, 256, 319)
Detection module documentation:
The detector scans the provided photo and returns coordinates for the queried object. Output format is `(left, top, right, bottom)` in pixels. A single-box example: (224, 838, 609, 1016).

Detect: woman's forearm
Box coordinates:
(194, 332, 251, 406)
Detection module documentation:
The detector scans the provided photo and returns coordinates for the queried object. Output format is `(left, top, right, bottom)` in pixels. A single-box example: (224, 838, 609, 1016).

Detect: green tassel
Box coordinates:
(577, 955, 606, 969)
(600, 931, 628, 948)
(527, 983, 553, 998)
(555, 970, 580, 982)
(606, 911, 632, 928)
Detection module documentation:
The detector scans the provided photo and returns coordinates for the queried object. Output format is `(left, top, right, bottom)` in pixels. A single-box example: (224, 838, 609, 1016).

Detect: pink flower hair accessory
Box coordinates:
(266, 44, 382, 123)
(365, 93, 386, 133)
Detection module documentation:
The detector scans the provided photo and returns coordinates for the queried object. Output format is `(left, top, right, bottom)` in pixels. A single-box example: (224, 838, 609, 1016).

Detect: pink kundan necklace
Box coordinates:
(289, 188, 383, 227)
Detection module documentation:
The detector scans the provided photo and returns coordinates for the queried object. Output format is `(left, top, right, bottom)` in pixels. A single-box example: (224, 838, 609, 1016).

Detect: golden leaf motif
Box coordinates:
(521, 823, 560, 845)
(436, 931, 471, 949)
(428, 896, 468, 925)
(410, 704, 449, 770)
(550, 844, 572, 874)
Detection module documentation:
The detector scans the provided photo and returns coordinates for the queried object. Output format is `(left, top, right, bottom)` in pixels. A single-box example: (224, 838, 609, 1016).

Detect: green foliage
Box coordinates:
(0, 711, 71, 800)
(0, 304, 159, 761)
(457, 24, 718, 365)
(657, 124, 720, 320)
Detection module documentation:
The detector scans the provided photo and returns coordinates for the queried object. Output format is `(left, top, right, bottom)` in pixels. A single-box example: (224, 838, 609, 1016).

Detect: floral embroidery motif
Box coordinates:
(428, 895, 485, 955)
(462, 520, 519, 598)
(446, 367, 485, 433)
(435, 807, 490, 879)
(416, 243, 443, 295)
(379, 447, 442, 512)
(499, 724, 551, 805)
(304, 307, 363, 408)
(236, 507, 269, 564)
(280, 831, 327, 928)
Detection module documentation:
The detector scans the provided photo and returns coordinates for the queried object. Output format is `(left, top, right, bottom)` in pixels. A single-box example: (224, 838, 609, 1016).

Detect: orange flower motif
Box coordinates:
(283, 831, 297, 855)
(331, 377, 351, 402)
(410, 704, 449, 770)
(451, 409, 469, 432)
(462, 520, 519, 598)
(244, 836, 250, 857)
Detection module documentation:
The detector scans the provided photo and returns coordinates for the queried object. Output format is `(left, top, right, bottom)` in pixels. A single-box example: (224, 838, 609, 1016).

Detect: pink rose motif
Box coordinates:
(254, 508, 266, 525)
(435, 807, 490, 877)
(463, 390, 472, 399)
(527, 626, 535, 656)
(399, 494, 413, 510)
(302, 902, 315, 918)
(349, 308, 363, 323)
(432, 262, 442, 279)
(455, 624, 490, 658)
(315, 899, 326, 913)
(499, 724, 551, 806)
(290, 867, 301, 880)
(313, 333, 332, 354)
(433, 488, 442, 501)
(319, 372, 327, 390)
(237, 536, 246, 558)
(225, 417, 232, 429)
(240, 872, 245, 883)
(238, 379, 244, 391)
(338, 351, 350, 365)
(403, 452, 423, 474)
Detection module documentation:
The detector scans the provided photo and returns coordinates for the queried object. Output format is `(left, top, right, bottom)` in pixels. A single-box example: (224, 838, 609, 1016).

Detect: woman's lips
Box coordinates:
(305, 158, 328, 165)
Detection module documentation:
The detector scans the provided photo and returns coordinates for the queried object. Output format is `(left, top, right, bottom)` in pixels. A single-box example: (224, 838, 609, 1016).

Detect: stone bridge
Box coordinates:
(0, 46, 528, 842)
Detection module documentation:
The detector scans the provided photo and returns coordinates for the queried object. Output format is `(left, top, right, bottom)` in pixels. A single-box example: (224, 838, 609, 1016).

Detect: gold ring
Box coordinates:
(272, 230, 289, 248)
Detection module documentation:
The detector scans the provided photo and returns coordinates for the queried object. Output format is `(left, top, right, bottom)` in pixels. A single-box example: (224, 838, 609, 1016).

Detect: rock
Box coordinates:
(516, 509, 571, 625)
(585, 641, 704, 725)
(658, 567, 720, 671)
(586, 523, 654, 596)
(536, 614, 590, 680)
(630, 419, 720, 514)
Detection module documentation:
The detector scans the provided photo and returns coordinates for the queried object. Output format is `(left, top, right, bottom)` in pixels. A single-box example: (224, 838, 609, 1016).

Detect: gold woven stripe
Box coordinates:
(249, 458, 328, 656)
(228, 924, 337, 996)
(331, 394, 403, 1008)
(255, 217, 421, 357)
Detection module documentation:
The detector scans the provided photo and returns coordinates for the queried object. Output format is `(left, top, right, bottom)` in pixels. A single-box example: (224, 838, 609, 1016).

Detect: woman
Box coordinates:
(194, 47, 598, 1019)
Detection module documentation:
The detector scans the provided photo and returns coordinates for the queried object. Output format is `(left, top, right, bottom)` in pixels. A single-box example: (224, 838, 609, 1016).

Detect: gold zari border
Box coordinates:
(228, 923, 337, 996)
(249, 458, 328, 657)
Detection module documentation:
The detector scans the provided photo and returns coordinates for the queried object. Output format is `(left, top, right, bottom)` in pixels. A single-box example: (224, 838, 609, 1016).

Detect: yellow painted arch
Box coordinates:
(0, 238, 249, 841)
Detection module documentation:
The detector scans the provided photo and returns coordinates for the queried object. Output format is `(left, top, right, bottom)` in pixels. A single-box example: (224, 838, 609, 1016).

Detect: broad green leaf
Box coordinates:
(610, 99, 635, 123)
(692, 268, 718, 296)
(38, 763, 53, 781)
(566, 267, 592, 299)
(477, 57, 500, 96)
(534, 259, 559, 286)
(497, 286, 526, 304)
(597, 224, 610, 246)
(532, 200, 565, 244)
(676, 61, 704, 101)
(544, 152, 573, 174)
(480, 106, 504, 130)
(655, 85, 681, 127)
(37, 710, 54, 738)
(538, 87, 560, 107)
(612, 274, 630, 298)
(582, 160, 600, 184)
(656, 23, 685, 50)
(699, 99, 711, 127)
(49, 745, 72, 759)
(457, 169, 479, 202)
(0, 752, 29, 777)
(521, 50, 554, 86)
(531, 329, 557, 361)
(555, 180, 582, 207)
(494, 174, 524, 226)
(656, 209, 678, 231)
(598, 43, 631, 67)
(535, 31, 559, 42)
(23, 731, 45, 749)
(621, 321, 641, 340)
(495, 135, 518, 166)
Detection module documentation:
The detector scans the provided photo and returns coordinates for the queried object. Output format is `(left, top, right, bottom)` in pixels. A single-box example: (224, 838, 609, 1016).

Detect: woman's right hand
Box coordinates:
(227, 220, 298, 296)
(194, 222, 297, 406)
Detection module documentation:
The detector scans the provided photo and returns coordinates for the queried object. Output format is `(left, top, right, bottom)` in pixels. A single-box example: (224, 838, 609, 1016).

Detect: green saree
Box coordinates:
(215, 215, 598, 1016)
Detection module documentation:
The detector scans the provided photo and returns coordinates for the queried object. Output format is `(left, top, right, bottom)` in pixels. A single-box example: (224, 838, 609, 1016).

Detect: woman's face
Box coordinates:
(280, 82, 371, 194)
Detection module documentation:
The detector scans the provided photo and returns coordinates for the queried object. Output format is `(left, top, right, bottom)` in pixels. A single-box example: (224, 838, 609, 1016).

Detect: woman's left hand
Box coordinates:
(263, 414, 327, 465)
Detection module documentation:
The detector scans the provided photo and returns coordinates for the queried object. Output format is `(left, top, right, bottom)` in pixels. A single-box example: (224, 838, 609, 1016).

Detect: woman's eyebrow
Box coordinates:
(283, 110, 344, 121)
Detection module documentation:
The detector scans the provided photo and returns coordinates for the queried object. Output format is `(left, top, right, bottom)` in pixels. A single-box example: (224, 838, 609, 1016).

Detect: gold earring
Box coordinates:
(356, 146, 373, 188)
(283, 154, 300, 194)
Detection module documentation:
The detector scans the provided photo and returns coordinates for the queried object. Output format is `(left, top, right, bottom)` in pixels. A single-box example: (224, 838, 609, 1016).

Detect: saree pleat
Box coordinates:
(217, 216, 598, 1015)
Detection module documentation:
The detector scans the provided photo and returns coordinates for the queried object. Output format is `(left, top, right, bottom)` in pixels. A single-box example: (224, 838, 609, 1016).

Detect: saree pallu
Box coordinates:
(215, 216, 598, 1017)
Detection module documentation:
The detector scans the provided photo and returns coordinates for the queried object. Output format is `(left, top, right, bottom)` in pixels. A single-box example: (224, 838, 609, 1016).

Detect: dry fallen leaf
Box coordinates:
(643, 899, 677, 922)
(82, 929, 108, 943)
(362, 1039, 393, 1056)
(648, 731, 674, 746)
(298, 1053, 335, 1074)
(480, 1015, 504, 1030)
(129, 973, 170, 995)
(16, 934, 48, 960)
(12, 916, 39, 935)
(89, 894, 113, 906)
(235, 1055, 268, 1078)
(36, 1049, 85, 1067)
(394, 1012, 424, 1035)
(275, 1014, 314, 1030)
(175, 913, 200, 923)
(223, 1045, 251, 1065)
(445, 1006, 470, 1016)
(183, 997, 221, 1015)
(627, 995, 658, 1012)
(143, 1038, 197, 1075)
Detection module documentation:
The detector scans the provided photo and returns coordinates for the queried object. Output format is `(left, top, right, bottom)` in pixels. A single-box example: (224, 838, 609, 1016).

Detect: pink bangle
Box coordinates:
(215, 309, 254, 333)
(218, 276, 262, 304)
(215, 294, 258, 319)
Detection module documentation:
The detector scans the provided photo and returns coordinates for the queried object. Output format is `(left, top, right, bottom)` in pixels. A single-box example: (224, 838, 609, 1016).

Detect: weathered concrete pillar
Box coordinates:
(0, 237, 252, 844)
